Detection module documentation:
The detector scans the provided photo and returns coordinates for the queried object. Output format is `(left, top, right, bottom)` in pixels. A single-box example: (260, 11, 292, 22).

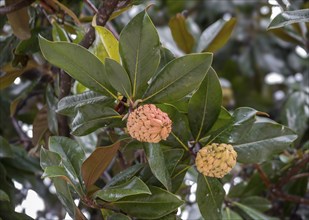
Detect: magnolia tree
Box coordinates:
(0, 0, 308, 220)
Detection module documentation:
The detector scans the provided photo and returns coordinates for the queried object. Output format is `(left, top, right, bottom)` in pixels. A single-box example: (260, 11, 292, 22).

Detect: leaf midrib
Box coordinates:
(144, 60, 208, 101)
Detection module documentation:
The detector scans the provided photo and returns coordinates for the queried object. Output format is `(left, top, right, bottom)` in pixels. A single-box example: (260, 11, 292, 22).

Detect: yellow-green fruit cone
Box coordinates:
(127, 104, 172, 143)
(195, 143, 237, 178)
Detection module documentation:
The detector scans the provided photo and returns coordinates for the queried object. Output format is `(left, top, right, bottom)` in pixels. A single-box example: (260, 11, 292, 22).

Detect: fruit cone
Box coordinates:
(195, 143, 237, 178)
(127, 104, 172, 143)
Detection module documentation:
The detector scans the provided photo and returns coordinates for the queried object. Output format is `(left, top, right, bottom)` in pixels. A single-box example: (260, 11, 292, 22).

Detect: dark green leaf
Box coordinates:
(171, 164, 190, 193)
(71, 107, 122, 136)
(96, 177, 151, 202)
(119, 10, 160, 98)
(197, 18, 236, 53)
(169, 13, 195, 53)
(82, 139, 128, 190)
(106, 163, 144, 187)
(0, 136, 13, 158)
(157, 104, 191, 148)
(157, 47, 175, 74)
(233, 118, 297, 164)
(222, 207, 242, 220)
(57, 91, 114, 116)
(38, 36, 117, 98)
(163, 148, 184, 175)
(196, 174, 225, 220)
(268, 9, 309, 30)
(113, 186, 183, 219)
(105, 58, 132, 97)
(49, 137, 86, 195)
(240, 196, 271, 212)
(234, 202, 278, 220)
(144, 143, 172, 191)
(0, 190, 10, 202)
(143, 53, 212, 103)
(188, 67, 222, 141)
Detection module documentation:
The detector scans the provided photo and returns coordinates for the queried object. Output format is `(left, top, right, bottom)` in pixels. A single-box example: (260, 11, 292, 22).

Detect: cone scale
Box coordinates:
(195, 143, 237, 178)
(127, 104, 172, 143)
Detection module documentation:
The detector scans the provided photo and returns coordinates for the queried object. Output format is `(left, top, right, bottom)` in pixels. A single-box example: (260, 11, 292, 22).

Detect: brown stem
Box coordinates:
(272, 189, 309, 205)
(83, 0, 98, 13)
(0, 0, 35, 15)
(58, 0, 122, 136)
(277, 154, 309, 188)
(254, 164, 271, 187)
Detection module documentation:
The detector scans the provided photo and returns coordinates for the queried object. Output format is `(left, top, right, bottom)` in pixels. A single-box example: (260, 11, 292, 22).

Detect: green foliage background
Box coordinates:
(0, 0, 308, 220)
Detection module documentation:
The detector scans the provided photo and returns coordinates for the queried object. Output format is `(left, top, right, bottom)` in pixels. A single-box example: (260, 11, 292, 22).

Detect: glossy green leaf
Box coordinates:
(240, 196, 271, 212)
(234, 202, 277, 220)
(169, 13, 195, 53)
(222, 207, 242, 220)
(82, 139, 128, 190)
(171, 164, 190, 193)
(163, 148, 184, 175)
(96, 177, 151, 202)
(71, 107, 122, 136)
(106, 164, 144, 187)
(188, 67, 222, 141)
(93, 26, 120, 63)
(268, 9, 309, 30)
(57, 91, 114, 116)
(212, 107, 257, 144)
(144, 143, 172, 191)
(234, 120, 297, 163)
(40, 147, 62, 169)
(113, 186, 183, 219)
(53, 178, 86, 220)
(157, 104, 191, 148)
(143, 53, 213, 103)
(0, 190, 10, 202)
(208, 107, 232, 134)
(0, 136, 13, 158)
(157, 47, 175, 74)
(40, 148, 85, 219)
(105, 58, 132, 97)
(196, 174, 225, 220)
(38, 36, 117, 98)
(119, 10, 160, 98)
(48, 137, 86, 195)
(197, 18, 236, 53)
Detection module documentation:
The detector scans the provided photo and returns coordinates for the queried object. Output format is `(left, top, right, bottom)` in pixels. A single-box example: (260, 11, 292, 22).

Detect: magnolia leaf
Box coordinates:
(169, 13, 195, 53)
(197, 174, 225, 220)
(95, 177, 151, 202)
(197, 18, 236, 53)
(188, 67, 222, 141)
(119, 10, 160, 98)
(94, 26, 120, 63)
(0, 136, 13, 158)
(57, 91, 113, 116)
(39, 36, 117, 98)
(144, 143, 172, 191)
(112, 186, 183, 219)
(143, 53, 213, 103)
(268, 9, 309, 30)
(81, 139, 128, 191)
(105, 58, 132, 97)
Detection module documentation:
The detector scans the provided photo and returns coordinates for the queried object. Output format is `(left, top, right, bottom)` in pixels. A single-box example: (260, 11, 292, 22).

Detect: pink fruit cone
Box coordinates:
(127, 104, 172, 143)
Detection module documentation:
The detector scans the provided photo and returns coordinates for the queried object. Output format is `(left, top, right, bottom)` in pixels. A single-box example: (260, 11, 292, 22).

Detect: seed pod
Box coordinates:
(127, 104, 172, 143)
(195, 143, 237, 178)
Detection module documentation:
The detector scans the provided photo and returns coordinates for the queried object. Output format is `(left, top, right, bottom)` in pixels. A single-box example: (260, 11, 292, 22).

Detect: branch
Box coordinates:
(58, 0, 121, 136)
(254, 164, 271, 187)
(0, 0, 35, 15)
(277, 154, 309, 188)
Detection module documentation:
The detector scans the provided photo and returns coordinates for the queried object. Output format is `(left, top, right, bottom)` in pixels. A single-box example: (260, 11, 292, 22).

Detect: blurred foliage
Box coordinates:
(0, 0, 308, 220)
